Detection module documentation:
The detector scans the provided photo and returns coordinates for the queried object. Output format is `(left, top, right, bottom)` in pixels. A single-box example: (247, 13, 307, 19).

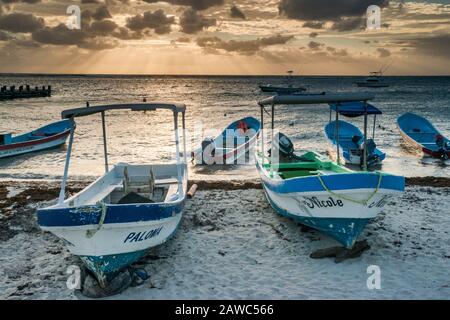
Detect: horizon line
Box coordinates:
(1, 72, 450, 77)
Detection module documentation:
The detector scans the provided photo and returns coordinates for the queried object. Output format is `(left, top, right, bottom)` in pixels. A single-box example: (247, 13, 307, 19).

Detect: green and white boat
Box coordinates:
(255, 93, 404, 248)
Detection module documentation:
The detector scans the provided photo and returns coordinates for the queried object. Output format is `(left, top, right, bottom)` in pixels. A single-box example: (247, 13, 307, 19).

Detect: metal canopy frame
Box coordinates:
(257, 92, 375, 173)
(58, 102, 187, 204)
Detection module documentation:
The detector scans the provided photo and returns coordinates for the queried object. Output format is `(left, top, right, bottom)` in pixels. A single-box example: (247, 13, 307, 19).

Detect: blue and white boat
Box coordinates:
(37, 103, 188, 286)
(324, 102, 385, 168)
(397, 112, 450, 160)
(0, 119, 71, 158)
(256, 93, 404, 248)
(193, 116, 261, 165)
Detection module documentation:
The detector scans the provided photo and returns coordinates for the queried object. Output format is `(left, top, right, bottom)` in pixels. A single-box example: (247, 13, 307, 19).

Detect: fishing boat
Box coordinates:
(0, 120, 71, 158)
(193, 116, 261, 165)
(37, 103, 188, 287)
(259, 70, 306, 94)
(356, 71, 389, 88)
(324, 101, 385, 168)
(256, 93, 404, 249)
(397, 112, 450, 160)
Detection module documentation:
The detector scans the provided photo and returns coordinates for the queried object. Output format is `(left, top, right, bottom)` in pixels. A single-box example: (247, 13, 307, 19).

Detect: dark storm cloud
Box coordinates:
(230, 5, 246, 19)
(309, 32, 318, 38)
(279, 0, 389, 21)
(142, 0, 224, 11)
(126, 9, 175, 34)
(89, 19, 118, 35)
(196, 34, 294, 55)
(0, 12, 44, 33)
(179, 8, 216, 34)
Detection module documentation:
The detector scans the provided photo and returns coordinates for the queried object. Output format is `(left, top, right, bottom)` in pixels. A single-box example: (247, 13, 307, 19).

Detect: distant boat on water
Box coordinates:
(356, 71, 389, 88)
(259, 70, 307, 94)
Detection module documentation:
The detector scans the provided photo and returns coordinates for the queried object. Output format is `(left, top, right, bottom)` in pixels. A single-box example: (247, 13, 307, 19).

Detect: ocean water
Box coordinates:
(0, 75, 449, 181)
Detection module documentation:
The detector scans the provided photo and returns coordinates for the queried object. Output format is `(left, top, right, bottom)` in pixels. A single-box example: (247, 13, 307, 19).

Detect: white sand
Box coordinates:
(0, 186, 449, 299)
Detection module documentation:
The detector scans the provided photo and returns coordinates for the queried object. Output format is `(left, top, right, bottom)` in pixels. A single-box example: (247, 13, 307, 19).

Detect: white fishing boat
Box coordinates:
(356, 71, 389, 88)
(255, 93, 404, 248)
(37, 103, 188, 287)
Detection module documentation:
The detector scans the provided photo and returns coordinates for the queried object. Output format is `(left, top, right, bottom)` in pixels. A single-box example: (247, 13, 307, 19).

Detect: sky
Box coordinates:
(0, 0, 449, 75)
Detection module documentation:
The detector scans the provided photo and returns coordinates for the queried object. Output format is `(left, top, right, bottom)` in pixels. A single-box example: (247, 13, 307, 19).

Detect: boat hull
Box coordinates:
(397, 113, 450, 159)
(0, 119, 72, 159)
(259, 85, 306, 94)
(256, 160, 404, 248)
(356, 83, 389, 88)
(324, 120, 385, 166)
(38, 202, 184, 285)
(193, 116, 260, 165)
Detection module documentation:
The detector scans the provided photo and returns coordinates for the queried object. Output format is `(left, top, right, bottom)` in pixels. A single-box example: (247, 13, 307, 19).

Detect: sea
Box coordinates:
(0, 74, 449, 182)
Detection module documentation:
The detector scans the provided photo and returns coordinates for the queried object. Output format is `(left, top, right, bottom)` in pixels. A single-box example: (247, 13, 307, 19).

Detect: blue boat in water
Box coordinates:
(37, 103, 188, 287)
(324, 102, 385, 168)
(0, 119, 71, 158)
(193, 116, 261, 165)
(397, 112, 450, 160)
(255, 93, 404, 249)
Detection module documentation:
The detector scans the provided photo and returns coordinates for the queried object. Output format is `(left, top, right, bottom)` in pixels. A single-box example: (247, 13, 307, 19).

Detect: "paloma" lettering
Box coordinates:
(124, 227, 163, 243)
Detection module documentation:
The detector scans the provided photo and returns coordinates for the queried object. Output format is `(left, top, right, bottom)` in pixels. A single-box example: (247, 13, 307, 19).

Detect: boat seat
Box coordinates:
(84, 181, 124, 205)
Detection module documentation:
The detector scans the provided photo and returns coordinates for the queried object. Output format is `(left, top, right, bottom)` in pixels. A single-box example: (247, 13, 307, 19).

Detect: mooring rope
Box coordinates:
(86, 201, 107, 238)
(317, 172, 383, 206)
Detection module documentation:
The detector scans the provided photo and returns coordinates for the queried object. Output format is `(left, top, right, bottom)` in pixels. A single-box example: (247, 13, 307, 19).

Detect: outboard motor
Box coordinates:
(269, 132, 303, 162)
(200, 137, 216, 164)
(361, 138, 378, 166)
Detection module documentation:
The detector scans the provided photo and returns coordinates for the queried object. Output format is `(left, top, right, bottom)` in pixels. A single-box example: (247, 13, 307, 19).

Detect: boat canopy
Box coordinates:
(258, 92, 374, 106)
(328, 102, 382, 117)
(62, 103, 186, 119)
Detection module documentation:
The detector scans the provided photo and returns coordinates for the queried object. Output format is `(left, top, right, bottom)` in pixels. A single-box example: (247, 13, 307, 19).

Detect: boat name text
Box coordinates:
(124, 227, 163, 243)
(303, 196, 344, 209)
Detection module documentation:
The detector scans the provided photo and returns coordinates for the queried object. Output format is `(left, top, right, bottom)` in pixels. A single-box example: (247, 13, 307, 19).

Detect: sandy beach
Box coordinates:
(1, 179, 448, 300)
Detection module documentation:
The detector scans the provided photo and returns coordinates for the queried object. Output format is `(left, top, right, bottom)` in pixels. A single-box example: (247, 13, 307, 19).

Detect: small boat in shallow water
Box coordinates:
(355, 71, 389, 88)
(259, 84, 306, 94)
(397, 112, 450, 160)
(324, 102, 385, 167)
(0, 120, 71, 158)
(193, 116, 260, 165)
(256, 93, 404, 248)
(37, 103, 188, 286)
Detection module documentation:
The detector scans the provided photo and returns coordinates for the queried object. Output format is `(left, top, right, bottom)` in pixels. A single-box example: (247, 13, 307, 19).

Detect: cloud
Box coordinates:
(302, 21, 325, 29)
(377, 47, 391, 57)
(0, 12, 45, 33)
(126, 9, 175, 34)
(399, 34, 450, 58)
(330, 17, 365, 31)
(92, 5, 112, 21)
(179, 8, 216, 34)
(88, 19, 119, 36)
(308, 40, 323, 50)
(196, 34, 295, 55)
(176, 36, 191, 42)
(230, 5, 246, 19)
(279, 0, 389, 21)
(0, 0, 41, 4)
(142, 0, 224, 11)
(0, 30, 13, 40)
(31, 23, 116, 50)
(309, 32, 318, 38)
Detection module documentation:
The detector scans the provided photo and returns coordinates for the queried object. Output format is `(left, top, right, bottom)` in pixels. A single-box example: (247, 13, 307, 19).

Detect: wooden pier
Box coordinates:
(0, 85, 52, 100)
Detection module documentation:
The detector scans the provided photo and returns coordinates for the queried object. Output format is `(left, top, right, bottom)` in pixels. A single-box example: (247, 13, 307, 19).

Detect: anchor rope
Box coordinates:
(316, 172, 383, 206)
(86, 201, 107, 238)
